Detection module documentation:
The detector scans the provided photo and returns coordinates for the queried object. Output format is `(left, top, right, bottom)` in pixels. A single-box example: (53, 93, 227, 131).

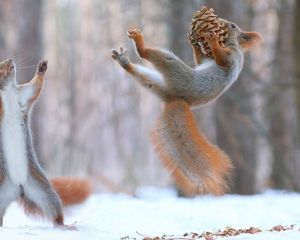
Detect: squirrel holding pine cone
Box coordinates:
(112, 6, 262, 195)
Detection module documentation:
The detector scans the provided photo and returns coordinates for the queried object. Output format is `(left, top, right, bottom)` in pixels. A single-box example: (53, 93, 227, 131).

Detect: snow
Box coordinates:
(1, 187, 300, 239)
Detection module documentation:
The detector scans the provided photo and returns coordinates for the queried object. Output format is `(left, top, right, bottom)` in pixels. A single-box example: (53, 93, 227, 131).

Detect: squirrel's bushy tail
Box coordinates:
(50, 177, 92, 206)
(152, 99, 232, 195)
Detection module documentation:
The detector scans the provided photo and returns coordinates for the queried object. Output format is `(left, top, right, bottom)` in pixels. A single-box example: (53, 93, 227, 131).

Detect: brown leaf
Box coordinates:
(203, 233, 214, 240)
(244, 227, 262, 234)
(120, 236, 130, 240)
(271, 225, 286, 232)
(143, 237, 160, 240)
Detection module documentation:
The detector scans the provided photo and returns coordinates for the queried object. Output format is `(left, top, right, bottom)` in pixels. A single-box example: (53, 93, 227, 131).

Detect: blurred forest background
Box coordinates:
(0, 0, 299, 195)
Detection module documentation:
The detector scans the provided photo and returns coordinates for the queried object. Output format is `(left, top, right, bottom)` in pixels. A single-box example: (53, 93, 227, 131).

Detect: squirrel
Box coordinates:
(0, 59, 91, 228)
(111, 19, 262, 195)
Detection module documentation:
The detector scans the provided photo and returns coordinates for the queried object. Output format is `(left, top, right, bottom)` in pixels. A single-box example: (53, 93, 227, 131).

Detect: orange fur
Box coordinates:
(203, 32, 232, 68)
(152, 125, 199, 196)
(127, 29, 149, 58)
(50, 177, 92, 206)
(239, 31, 262, 51)
(153, 99, 233, 195)
(125, 63, 136, 74)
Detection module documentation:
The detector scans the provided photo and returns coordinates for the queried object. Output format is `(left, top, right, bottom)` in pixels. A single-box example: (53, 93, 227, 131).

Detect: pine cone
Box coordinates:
(189, 6, 228, 58)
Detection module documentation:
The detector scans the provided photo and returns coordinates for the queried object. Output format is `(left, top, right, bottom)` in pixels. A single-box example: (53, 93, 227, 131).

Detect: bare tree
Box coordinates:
(0, 1, 6, 58)
(269, 0, 300, 190)
(295, 0, 300, 123)
(14, 0, 43, 83)
(202, 0, 259, 194)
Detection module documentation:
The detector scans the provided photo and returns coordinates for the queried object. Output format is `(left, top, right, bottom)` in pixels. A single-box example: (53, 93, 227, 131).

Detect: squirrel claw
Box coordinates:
(111, 49, 119, 59)
(36, 60, 48, 76)
(111, 47, 127, 60)
(127, 28, 143, 40)
(119, 47, 127, 54)
(202, 31, 219, 42)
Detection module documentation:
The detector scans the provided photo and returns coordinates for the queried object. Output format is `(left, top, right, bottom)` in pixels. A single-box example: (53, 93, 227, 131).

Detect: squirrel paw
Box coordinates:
(111, 47, 132, 70)
(36, 60, 48, 76)
(201, 32, 219, 44)
(127, 28, 144, 44)
(111, 47, 127, 60)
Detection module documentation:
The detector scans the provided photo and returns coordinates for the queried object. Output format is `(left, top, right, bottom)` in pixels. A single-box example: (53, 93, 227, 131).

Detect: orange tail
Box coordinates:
(152, 99, 233, 195)
(51, 177, 92, 206)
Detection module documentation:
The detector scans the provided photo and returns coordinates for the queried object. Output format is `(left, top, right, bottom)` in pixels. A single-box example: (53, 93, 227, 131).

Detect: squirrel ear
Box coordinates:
(238, 31, 262, 51)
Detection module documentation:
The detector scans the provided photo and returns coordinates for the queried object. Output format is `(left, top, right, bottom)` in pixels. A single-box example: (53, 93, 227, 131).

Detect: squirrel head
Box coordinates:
(0, 59, 16, 87)
(220, 19, 262, 52)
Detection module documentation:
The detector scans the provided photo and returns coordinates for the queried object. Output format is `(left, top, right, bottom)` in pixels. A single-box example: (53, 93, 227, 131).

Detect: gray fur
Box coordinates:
(0, 59, 63, 226)
(112, 22, 246, 107)
(112, 48, 168, 98)
(0, 178, 20, 226)
(113, 45, 243, 106)
(23, 115, 63, 220)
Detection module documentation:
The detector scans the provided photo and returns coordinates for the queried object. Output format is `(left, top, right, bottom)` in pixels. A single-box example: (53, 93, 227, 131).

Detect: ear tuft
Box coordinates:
(239, 31, 262, 51)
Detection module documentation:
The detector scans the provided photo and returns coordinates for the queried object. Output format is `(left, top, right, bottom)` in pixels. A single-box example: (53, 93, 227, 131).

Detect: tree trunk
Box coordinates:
(15, 0, 44, 163)
(0, 1, 6, 58)
(15, 0, 43, 83)
(270, 0, 300, 190)
(295, 0, 300, 123)
(206, 0, 259, 194)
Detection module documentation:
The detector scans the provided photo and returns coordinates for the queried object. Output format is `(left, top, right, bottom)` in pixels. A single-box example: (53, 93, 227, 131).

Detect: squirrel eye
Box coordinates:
(231, 23, 236, 29)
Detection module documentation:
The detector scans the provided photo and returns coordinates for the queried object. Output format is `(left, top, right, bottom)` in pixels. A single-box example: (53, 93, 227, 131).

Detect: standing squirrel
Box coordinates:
(0, 59, 91, 228)
(112, 19, 262, 195)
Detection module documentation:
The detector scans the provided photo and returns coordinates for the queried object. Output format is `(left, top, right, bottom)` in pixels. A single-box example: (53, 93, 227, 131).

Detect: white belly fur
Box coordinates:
(1, 85, 28, 184)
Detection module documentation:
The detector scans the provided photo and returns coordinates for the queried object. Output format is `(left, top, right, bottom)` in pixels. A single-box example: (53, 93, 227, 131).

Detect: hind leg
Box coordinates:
(22, 170, 64, 227)
(0, 179, 19, 226)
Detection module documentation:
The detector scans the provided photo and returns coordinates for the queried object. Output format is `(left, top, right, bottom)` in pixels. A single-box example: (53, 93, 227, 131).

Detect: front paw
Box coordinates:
(201, 32, 219, 45)
(127, 28, 144, 45)
(111, 47, 131, 70)
(111, 47, 127, 60)
(36, 60, 48, 76)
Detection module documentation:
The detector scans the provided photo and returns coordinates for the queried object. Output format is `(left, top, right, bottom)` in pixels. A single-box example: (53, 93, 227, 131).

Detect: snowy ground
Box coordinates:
(1, 188, 300, 240)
